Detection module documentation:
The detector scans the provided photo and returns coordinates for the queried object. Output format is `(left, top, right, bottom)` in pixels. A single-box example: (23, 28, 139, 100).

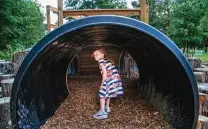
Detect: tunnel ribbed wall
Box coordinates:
(10, 15, 198, 129)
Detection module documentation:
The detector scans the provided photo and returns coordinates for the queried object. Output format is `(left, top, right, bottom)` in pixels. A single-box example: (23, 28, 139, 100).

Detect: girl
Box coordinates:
(91, 48, 123, 119)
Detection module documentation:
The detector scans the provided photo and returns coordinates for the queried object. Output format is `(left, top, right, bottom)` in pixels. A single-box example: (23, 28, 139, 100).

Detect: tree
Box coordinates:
(167, 0, 208, 52)
(198, 12, 208, 52)
(131, 0, 173, 33)
(65, 0, 127, 10)
(0, 0, 45, 50)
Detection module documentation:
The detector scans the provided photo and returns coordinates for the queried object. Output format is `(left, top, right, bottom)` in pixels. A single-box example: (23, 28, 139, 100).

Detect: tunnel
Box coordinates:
(10, 15, 199, 129)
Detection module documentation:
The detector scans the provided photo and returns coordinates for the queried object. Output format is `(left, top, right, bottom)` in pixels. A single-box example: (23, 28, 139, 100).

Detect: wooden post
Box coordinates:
(46, 5, 51, 32)
(140, 0, 145, 22)
(58, 0, 63, 26)
(145, 4, 149, 24)
(1, 78, 14, 97)
(140, 0, 149, 24)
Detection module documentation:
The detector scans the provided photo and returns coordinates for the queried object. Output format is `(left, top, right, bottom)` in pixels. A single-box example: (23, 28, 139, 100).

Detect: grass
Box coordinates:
(195, 53, 208, 62)
(0, 45, 26, 61)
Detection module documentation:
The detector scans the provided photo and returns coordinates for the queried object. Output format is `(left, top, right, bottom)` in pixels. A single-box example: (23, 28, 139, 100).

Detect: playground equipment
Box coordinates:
(10, 15, 198, 129)
(46, 0, 149, 32)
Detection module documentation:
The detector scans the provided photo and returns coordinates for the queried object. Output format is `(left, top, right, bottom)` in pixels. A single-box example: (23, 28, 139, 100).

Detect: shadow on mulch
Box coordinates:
(40, 77, 172, 129)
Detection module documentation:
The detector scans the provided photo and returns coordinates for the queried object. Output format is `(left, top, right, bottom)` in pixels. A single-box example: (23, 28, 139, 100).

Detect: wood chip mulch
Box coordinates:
(40, 77, 173, 129)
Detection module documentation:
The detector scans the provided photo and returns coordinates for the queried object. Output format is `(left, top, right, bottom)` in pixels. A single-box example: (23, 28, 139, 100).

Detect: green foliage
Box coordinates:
(131, 0, 173, 33)
(131, 1, 140, 8)
(199, 12, 208, 40)
(148, 0, 173, 32)
(130, 0, 208, 53)
(195, 52, 208, 62)
(65, 0, 127, 10)
(0, 44, 25, 60)
(0, 51, 12, 60)
(0, 0, 45, 50)
(167, 0, 208, 51)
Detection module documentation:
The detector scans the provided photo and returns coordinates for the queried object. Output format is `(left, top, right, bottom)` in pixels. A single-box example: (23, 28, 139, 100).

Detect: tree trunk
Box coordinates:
(186, 41, 189, 53)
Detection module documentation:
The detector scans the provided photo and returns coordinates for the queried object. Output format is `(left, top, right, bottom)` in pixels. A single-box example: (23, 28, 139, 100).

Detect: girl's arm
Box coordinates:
(99, 63, 107, 89)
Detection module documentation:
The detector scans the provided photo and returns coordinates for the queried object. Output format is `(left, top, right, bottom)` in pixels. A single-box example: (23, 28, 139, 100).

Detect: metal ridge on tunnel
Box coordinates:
(10, 15, 199, 129)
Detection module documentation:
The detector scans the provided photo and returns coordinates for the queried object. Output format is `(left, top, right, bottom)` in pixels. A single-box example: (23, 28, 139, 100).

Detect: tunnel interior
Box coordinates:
(10, 16, 198, 129)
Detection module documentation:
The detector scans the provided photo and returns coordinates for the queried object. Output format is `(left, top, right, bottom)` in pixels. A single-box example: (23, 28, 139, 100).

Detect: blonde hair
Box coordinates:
(91, 47, 114, 64)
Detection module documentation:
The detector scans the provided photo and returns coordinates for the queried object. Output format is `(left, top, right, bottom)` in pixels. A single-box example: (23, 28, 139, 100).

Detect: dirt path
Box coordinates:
(40, 77, 172, 129)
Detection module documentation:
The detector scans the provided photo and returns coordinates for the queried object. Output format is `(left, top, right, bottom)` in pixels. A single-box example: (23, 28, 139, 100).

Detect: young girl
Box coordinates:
(91, 48, 123, 119)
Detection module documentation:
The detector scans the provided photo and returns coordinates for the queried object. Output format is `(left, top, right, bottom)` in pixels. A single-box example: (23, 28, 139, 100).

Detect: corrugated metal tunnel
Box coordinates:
(10, 15, 199, 129)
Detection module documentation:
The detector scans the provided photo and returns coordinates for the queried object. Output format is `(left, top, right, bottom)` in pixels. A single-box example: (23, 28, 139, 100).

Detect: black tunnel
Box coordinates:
(10, 15, 199, 129)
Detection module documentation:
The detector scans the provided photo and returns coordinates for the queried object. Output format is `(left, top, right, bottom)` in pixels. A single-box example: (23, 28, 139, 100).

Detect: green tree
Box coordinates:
(167, 0, 208, 52)
(65, 0, 127, 10)
(0, 0, 45, 50)
(131, 0, 173, 33)
(198, 12, 208, 52)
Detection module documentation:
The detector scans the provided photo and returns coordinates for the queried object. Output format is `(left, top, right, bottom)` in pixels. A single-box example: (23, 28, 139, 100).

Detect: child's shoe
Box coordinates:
(105, 106, 110, 113)
(93, 110, 108, 119)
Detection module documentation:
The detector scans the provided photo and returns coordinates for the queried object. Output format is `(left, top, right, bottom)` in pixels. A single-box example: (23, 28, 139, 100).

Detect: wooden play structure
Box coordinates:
(46, 0, 145, 76)
(46, 0, 149, 32)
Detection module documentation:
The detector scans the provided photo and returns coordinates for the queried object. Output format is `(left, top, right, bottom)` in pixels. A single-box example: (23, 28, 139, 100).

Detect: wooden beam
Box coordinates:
(58, 0, 63, 26)
(46, 5, 51, 32)
(50, 6, 58, 13)
(145, 4, 149, 24)
(50, 24, 58, 29)
(199, 93, 208, 115)
(140, 0, 145, 22)
(63, 9, 141, 17)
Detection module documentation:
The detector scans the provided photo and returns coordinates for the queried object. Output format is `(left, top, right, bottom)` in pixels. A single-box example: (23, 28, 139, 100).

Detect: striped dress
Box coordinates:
(98, 58, 123, 98)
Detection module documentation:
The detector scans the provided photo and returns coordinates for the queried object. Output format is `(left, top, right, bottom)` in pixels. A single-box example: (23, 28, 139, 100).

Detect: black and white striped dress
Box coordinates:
(98, 58, 123, 98)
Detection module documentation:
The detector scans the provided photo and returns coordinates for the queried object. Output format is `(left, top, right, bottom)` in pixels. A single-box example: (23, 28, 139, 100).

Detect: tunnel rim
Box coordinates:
(10, 15, 198, 129)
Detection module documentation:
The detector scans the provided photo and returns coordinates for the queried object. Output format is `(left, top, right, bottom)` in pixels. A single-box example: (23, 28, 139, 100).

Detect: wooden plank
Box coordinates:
(1, 78, 14, 97)
(81, 46, 121, 51)
(198, 83, 208, 94)
(0, 74, 15, 81)
(79, 68, 99, 72)
(58, 0, 63, 26)
(50, 6, 58, 13)
(145, 4, 149, 24)
(79, 58, 119, 63)
(79, 61, 119, 65)
(79, 51, 121, 55)
(79, 58, 94, 62)
(50, 24, 58, 29)
(199, 93, 208, 114)
(194, 72, 206, 83)
(46, 5, 51, 32)
(78, 61, 97, 65)
(79, 71, 100, 75)
(0, 97, 11, 129)
(140, 0, 149, 23)
(80, 65, 98, 69)
(79, 50, 121, 53)
(140, 0, 145, 22)
(79, 57, 120, 61)
(63, 9, 141, 17)
(79, 54, 121, 58)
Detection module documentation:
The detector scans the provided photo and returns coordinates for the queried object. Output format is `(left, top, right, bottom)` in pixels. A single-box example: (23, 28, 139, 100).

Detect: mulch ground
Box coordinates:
(40, 76, 173, 129)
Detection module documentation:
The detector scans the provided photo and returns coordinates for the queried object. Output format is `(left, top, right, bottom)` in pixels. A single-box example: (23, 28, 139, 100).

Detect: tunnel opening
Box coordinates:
(10, 16, 198, 129)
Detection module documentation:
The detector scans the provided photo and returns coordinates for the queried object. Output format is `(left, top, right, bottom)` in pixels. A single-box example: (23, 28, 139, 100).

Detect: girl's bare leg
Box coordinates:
(100, 98, 105, 112)
(106, 98, 111, 107)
